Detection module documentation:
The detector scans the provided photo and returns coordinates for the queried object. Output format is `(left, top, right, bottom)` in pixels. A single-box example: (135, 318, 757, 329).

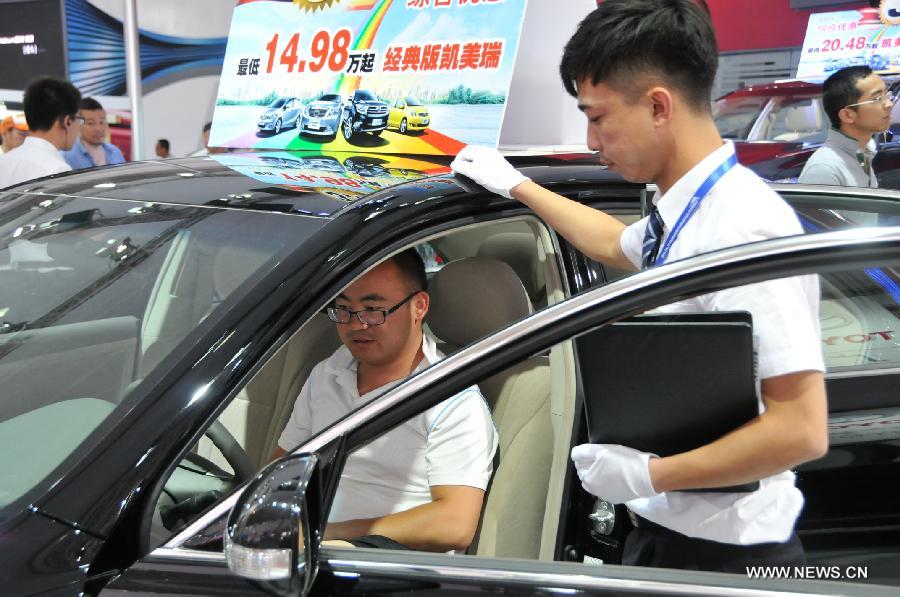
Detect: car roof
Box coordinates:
(0, 151, 629, 218)
(721, 72, 900, 100)
(718, 80, 822, 100)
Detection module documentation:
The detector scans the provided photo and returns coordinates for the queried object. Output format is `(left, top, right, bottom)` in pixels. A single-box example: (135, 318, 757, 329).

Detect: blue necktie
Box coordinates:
(641, 207, 665, 270)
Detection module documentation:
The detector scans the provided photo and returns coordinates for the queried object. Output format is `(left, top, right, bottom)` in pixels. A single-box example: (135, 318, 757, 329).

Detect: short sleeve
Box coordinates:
(704, 275, 825, 379)
(619, 216, 647, 269)
(425, 386, 498, 490)
(277, 369, 316, 451)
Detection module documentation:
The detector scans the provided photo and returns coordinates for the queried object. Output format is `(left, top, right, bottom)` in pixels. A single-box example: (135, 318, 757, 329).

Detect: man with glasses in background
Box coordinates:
(271, 249, 497, 552)
(0, 77, 81, 188)
(799, 65, 894, 187)
(63, 97, 126, 170)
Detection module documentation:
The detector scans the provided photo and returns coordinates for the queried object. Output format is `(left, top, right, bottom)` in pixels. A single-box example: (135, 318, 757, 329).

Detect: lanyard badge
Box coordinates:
(652, 153, 738, 267)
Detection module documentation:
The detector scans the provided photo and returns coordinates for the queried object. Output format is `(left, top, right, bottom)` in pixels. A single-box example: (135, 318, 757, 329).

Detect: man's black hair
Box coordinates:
(23, 77, 81, 132)
(79, 97, 104, 112)
(157, 138, 170, 151)
(389, 248, 428, 294)
(559, 0, 717, 111)
(822, 65, 873, 129)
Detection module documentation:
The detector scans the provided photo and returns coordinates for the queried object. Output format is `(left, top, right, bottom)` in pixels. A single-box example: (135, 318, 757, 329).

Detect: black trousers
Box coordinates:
(622, 516, 806, 573)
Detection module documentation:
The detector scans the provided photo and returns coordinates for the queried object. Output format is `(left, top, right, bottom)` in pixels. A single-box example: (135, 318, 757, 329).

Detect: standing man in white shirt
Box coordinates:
(0, 77, 81, 189)
(272, 249, 497, 552)
(799, 65, 892, 187)
(451, 0, 827, 573)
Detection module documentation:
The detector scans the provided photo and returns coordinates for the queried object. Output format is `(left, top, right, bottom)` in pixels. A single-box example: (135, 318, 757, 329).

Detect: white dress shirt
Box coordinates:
(0, 137, 71, 189)
(619, 141, 825, 545)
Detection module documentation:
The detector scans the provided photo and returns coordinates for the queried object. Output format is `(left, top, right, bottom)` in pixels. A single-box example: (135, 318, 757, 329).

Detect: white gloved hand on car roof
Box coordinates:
(571, 443, 659, 504)
(450, 145, 530, 199)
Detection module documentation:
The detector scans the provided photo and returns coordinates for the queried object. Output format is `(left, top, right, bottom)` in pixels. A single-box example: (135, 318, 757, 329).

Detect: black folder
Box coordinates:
(577, 311, 760, 493)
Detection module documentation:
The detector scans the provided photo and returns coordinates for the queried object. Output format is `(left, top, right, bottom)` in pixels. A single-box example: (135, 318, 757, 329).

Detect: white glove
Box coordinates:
(450, 144, 530, 199)
(571, 443, 659, 504)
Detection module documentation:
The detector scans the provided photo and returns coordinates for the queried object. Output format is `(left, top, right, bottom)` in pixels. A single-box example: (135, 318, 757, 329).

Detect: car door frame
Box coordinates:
(104, 227, 900, 596)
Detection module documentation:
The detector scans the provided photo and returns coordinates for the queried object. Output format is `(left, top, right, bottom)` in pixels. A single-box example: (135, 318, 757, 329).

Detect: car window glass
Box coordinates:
(764, 97, 828, 144)
(590, 197, 900, 373)
(789, 197, 900, 370)
(713, 96, 769, 141)
(0, 195, 321, 514)
(415, 243, 444, 273)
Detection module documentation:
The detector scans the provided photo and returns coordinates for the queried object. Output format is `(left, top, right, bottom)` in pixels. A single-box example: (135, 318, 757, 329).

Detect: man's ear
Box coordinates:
(413, 291, 430, 322)
(646, 86, 673, 127)
(839, 106, 857, 126)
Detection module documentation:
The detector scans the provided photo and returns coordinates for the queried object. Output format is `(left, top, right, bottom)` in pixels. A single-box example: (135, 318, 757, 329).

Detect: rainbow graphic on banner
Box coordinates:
(335, 0, 394, 96)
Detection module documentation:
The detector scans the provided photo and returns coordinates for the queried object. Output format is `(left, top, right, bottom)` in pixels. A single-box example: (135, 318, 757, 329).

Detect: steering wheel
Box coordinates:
(138, 421, 256, 554)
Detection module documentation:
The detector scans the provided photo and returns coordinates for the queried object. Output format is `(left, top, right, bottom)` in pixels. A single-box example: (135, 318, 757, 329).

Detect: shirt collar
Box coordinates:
(74, 138, 90, 157)
(23, 136, 62, 155)
(826, 127, 877, 158)
(325, 333, 442, 381)
(652, 140, 737, 229)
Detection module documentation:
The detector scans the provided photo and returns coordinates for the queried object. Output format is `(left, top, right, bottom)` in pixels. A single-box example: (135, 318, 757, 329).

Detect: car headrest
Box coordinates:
(476, 232, 545, 303)
(427, 257, 532, 347)
(783, 104, 822, 132)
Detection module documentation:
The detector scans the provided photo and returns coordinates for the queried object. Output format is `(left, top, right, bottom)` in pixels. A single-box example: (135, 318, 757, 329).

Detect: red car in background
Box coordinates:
(714, 80, 830, 165)
(107, 109, 132, 160)
(716, 78, 900, 188)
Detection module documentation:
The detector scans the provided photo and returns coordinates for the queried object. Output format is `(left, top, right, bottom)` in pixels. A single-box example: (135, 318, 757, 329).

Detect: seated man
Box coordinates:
(271, 249, 498, 552)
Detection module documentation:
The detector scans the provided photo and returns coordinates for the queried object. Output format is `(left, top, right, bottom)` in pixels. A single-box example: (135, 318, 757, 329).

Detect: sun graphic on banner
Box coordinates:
(293, 0, 340, 13)
(881, 0, 900, 25)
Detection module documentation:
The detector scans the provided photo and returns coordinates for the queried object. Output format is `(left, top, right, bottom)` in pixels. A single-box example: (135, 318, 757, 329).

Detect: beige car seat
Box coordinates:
(476, 232, 547, 309)
(428, 257, 553, 559)
(773, 104, 823, 142)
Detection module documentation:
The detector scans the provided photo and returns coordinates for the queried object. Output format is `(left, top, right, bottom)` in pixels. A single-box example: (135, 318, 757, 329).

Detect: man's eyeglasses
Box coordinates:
(69, 115, 86, 125)
(327, 291, 420, 326)
(845, 91, 897, 109)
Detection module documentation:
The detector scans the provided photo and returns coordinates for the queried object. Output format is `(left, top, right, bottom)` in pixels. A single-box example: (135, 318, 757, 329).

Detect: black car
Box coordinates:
(1, 153, 899, 595)
(341, 90, 390, 141)
(748, 138, 900, 191)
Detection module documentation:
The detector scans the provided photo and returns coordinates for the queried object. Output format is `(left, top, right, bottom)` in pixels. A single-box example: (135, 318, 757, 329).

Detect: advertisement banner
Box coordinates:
(797, 7, 900, 80)
(210, 0, 528, 155)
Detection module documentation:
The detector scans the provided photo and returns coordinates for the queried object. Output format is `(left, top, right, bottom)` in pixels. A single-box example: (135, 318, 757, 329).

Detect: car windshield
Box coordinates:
(0, 195, 323, 513)
(267, 98, 287, 109)
(713, 96, 769, 140)
(319, 94, 339, 102)
(405, 97, 421, 106)
(355, 91, 377, 101)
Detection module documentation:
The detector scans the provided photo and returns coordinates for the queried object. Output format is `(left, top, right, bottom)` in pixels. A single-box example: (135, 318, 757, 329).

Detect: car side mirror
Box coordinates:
(225, 454, 321, 597)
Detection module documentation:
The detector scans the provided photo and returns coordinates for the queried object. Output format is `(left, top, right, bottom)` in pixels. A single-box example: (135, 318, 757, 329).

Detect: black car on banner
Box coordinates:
(0, 153, 899, 595)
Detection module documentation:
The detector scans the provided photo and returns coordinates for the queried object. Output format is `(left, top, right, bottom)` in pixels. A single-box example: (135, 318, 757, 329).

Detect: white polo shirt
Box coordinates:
(619, 141, 825, 545)
(0, 137, 71, 189)
(278, 335, 498, 523)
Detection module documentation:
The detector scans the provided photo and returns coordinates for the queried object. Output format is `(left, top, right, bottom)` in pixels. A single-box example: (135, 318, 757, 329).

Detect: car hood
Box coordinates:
(309, 101, 340, 109)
